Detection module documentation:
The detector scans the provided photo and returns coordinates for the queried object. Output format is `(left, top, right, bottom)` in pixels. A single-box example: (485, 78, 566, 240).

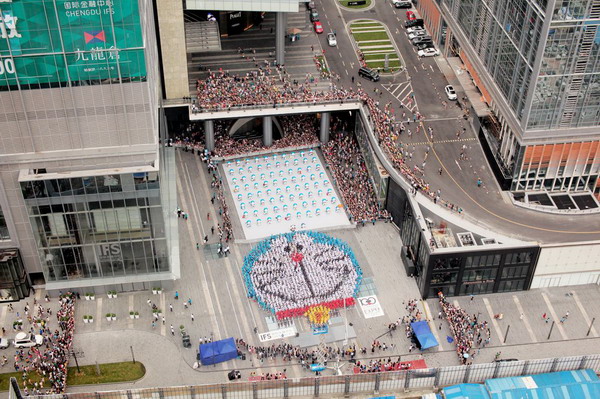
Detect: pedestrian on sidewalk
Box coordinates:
(169, 304, 173, 312)
(170, 325, 175, 335)
(191, 314, 195, 322)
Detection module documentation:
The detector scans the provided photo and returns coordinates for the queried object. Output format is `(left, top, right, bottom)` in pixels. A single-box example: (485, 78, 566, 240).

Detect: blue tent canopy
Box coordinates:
(411, 321, 439, 350)
(199, 337, 238, 365)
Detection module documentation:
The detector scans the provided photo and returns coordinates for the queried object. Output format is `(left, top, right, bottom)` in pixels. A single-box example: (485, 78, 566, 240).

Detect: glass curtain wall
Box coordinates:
(21, 172, 169, 282)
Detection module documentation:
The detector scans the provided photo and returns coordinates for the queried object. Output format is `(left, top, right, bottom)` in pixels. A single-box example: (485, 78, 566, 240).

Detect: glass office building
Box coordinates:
(0, 0, 177, 292)
(20, 168, 169, 283)
(423, 0, 600, 197)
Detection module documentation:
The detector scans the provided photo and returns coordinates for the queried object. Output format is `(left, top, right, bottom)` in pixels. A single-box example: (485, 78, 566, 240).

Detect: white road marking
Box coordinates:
(0, 305, 7, 334)
(95, 297, 103, 332)
(128, 294, 134, 329)
(178, 154, 222, 338)
(430, 65, 434, 72)
(345, 69, 349, 75)
(226, 281, 244, 338)
(422, 301, 443, 351)
(160, 292, 166, 336)
(512, 296, 538, 342)
(541, 292, 568, 340)
(572, 292, 598, 337)
(342, 60, 346, 66)
(455, 160, 462, 171)
(482, 297, 506, 345)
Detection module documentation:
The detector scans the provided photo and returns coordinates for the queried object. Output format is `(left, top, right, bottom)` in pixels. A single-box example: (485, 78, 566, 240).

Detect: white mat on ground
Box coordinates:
(223, 149, 351, 240)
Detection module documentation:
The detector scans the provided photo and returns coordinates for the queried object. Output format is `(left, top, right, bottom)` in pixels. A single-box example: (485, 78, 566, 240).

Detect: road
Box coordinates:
(309, 0, 600, 242)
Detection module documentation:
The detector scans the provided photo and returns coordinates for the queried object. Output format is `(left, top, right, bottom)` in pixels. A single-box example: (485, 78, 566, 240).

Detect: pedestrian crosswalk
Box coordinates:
(382, 81, 418, 113)
(408, 137, 477, 146)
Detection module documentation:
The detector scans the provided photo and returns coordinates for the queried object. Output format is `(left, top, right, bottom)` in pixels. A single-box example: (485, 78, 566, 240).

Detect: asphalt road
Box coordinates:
(307, 0, 600, 242)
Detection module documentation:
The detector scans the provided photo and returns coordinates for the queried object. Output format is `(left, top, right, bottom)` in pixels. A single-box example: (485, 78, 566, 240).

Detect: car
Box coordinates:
(13, 332, 43, 348)
(418, 48, 440, 57)
(406, 26, 425, 34)
(416, 42, 434, 50)
(393, 0, 412, 8)
(358, 66, 380, 82)
(309, 10, 319, 22)
(313, 21, 323, 34)
(327, 32, 337, 46)
(406, 10, 416, 20)
(405, 19, 424, 28)
(445, 85, 458, 100)
(408, 31, 428, 39)
(412, 35, 432, 44)
(0, 338, 8, 349)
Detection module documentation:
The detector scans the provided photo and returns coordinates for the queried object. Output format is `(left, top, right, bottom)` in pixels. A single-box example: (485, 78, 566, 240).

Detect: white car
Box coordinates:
(13, 332, 43, 348)
(406, 27, 425, 34)
(445, 85, 458, 100)
(327, 33, 337, 47)
(0, 337, 8, 349)
(408, 31, 428, 39)
(417, 48, 440, 57)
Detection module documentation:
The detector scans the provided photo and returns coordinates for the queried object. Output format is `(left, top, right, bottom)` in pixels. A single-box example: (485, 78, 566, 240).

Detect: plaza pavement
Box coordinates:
(2, 149, 599, 397)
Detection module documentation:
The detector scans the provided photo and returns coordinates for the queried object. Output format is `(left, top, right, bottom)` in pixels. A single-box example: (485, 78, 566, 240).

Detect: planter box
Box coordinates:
(134, 314, 140, 319)
(130, 315, 135, 319)
(111, 316, 117, 321)
(106, 317, 112, 321)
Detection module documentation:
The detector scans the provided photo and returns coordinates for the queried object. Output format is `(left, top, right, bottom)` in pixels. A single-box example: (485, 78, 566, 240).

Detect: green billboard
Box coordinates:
(0, 0, 146, 86)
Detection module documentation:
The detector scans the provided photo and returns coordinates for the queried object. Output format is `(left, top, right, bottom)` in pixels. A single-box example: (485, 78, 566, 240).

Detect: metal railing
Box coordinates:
(16, 354, 600, 399)
(190, 99, 363, 115)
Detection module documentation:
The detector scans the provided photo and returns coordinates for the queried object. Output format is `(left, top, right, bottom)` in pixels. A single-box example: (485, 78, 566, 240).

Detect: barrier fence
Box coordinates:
(14, 354, 600, 399)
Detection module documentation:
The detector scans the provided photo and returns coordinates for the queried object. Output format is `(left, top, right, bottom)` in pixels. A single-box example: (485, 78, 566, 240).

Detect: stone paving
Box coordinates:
(0, 149, 599, 397)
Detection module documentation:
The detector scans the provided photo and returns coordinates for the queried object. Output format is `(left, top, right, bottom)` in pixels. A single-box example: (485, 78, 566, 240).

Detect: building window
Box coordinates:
(459, 281, 495, 295)
(463, 268, 498, 282)
(0, 208, 9, 240)
(498, 280, 525, 292)
(21, 172, 168, 283)
(501, 265, 529, 279)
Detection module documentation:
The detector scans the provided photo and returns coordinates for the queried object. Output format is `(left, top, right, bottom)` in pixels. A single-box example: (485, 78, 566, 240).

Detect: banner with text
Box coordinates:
(0, 0, 146, 86)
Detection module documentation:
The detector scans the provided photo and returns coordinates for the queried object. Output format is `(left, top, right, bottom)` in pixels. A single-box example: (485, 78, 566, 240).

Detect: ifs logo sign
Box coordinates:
(98, 243, 121, 260)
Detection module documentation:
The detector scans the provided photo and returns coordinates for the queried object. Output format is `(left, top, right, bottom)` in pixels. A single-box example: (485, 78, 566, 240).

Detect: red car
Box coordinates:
(406, 10, 416, 20)
(313, 21, 324, 34)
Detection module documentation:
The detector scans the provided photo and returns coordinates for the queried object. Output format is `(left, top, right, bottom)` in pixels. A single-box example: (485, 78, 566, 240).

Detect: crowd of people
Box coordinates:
(236, 339, 358, 366)
(438, 292, 491, 364)
(322, 127, 387, 223)
(13, 293, 75, 395)
(354, 358, 413, 373)
(208, 160, 234, 245)
(214, 115, 320, 158)
(194, 69, 358, 112)
(242, 231, 361, 319)
(358, 92, 463, 214)
(188, 67, 463, 219)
